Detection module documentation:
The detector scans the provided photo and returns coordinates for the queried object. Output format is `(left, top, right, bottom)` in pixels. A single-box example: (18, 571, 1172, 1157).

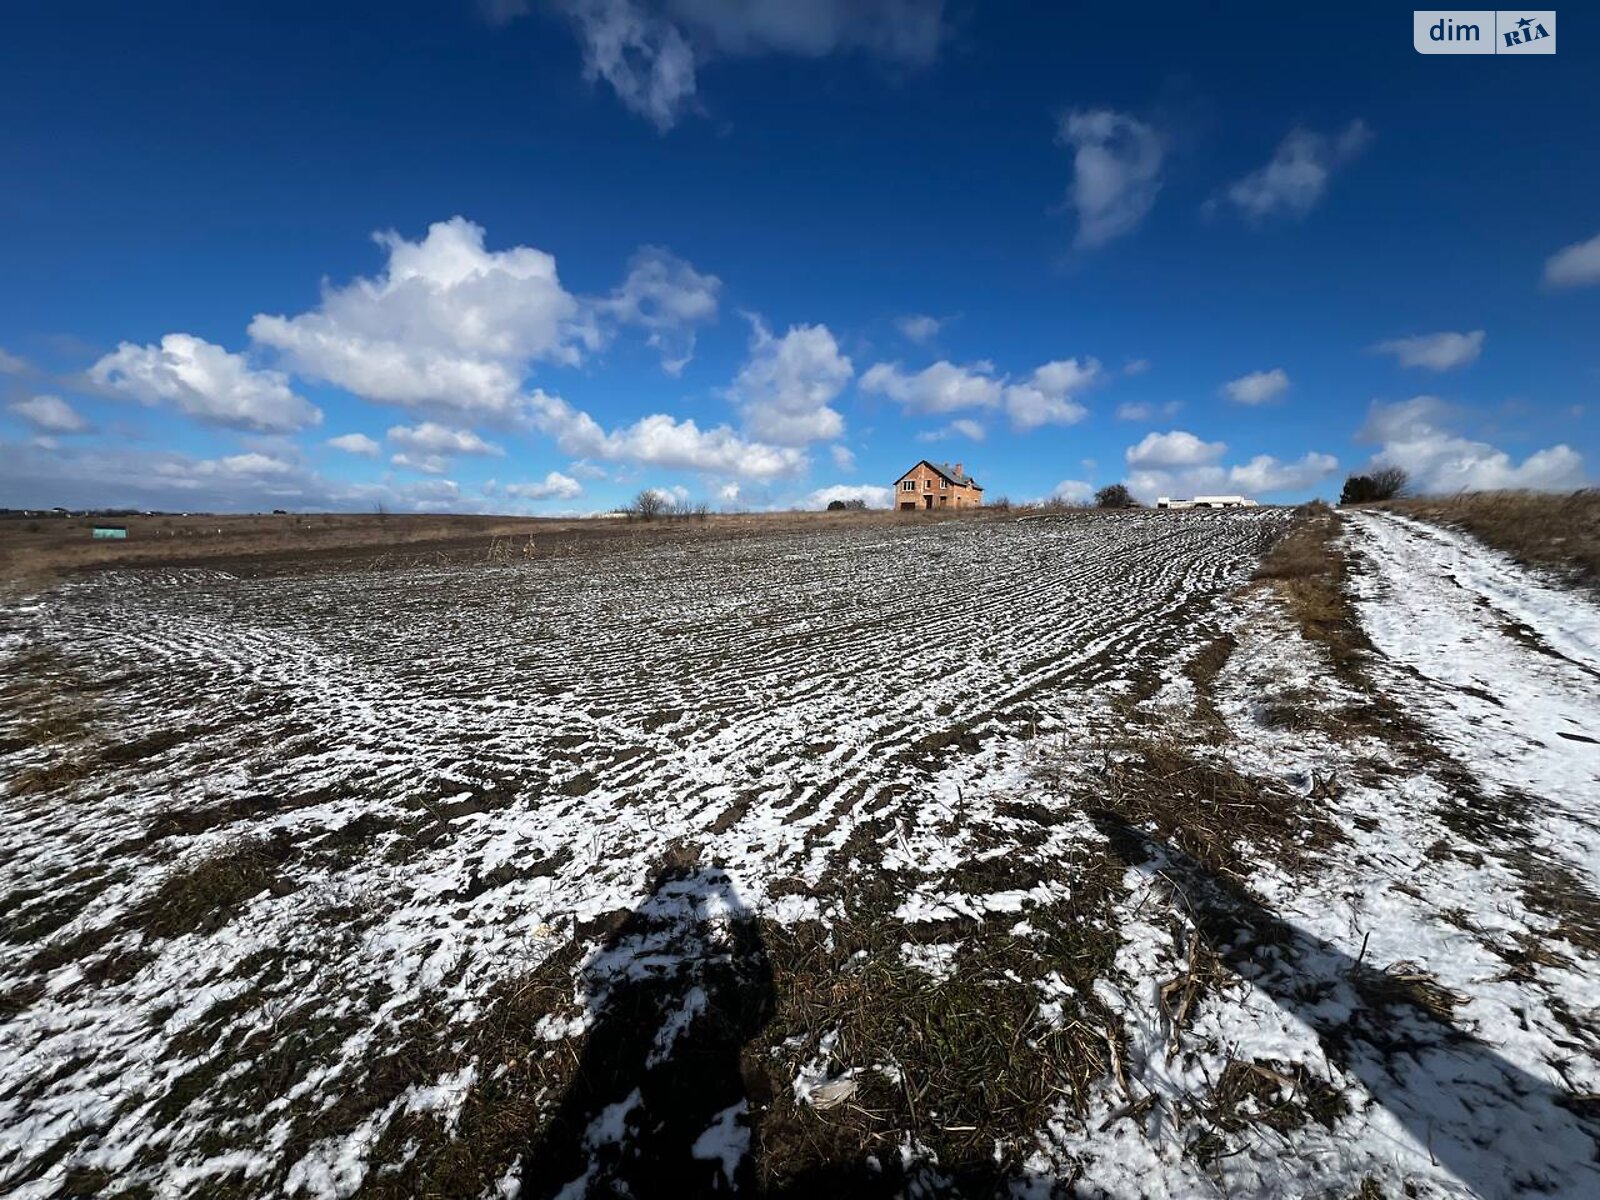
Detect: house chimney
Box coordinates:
(954, 462, 963, 478)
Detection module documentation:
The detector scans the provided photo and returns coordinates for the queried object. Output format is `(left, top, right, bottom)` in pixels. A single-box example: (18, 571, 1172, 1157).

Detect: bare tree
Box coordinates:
(1340, 465, 1411, 505)
(1095, 483, 1138, 509)
(1370, 465, 1411, 499)
(628, 490, 668, 521)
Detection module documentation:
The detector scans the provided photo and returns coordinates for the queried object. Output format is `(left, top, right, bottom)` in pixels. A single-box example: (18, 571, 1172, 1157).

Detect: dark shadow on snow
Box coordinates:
(520, 860, 775, 1197)
(522, 832, 1600, 1198)
(1088, 807, 1600, 1198)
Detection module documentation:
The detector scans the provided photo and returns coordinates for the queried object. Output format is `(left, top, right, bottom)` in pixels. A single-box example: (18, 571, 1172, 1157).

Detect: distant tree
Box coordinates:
(826, 499, 847, 511)
(1370, 465, 1411, 499)
(1095, 483, 1138, 509)
(1340, 466, 1409, 505)
(628, 490, 668, 521)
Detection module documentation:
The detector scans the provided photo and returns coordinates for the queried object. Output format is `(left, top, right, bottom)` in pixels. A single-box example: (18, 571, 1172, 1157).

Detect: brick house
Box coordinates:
(894, 460, 984, 510)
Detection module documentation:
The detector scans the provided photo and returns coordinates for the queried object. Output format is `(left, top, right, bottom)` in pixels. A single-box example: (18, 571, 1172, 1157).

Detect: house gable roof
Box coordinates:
(896, 459, 983, 490)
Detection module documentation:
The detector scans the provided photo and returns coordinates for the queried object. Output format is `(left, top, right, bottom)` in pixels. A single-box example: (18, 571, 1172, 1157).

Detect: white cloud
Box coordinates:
(731, 317, 853, 445)
(862, 356, 1098, 428)
(9, 394, 89, 434)
(1358, 396, 1585, 492)
(860, 359, 1002, 414)
(1122, 358, 1151, 376)
(90, 333, 321, 433)
(550, 0, 944, 130)
(1003, 358, 1099, 429)
(0, 439, 492, 514)
(600, 245, 720, 373)
(1057, 109, 1165, 248)
(1543, 230, 1600, 289)
(917, 417, 986, 443)
(1051, 479, 1095, 504)
(0, 348, 28, 374)
(1126, 450, 1339, 503)
(806, 483, 892, 510)
(830, 444, 856, 470)
(526, 390, 806, 478)
(327, 432, 381, 456)
(1222, 367, 1290, 405)
(557, 0, 698, 132)
(249, 216, 592, 422)
(505, 471, 583, 500)
(896, 314, 942, 344)
(1220, 120, 1370, 221)
(1228, 451, 1340, 493)
(1372, 330, 1484, 371)
(1125, 429, 1226, 468)
(391, 453, 449, 475)
(387, 421, 504, 457)
(1115, 399, 1181, 422)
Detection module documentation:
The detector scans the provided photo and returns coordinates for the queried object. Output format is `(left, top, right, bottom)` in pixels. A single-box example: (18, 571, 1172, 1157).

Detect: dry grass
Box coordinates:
(1376, 489, 1600, 593)
(1254, 504, 1372, 687)
(1094, 740, 1341, 882)
(0, 505, 1026, 591)
(128, 835, 295, 939)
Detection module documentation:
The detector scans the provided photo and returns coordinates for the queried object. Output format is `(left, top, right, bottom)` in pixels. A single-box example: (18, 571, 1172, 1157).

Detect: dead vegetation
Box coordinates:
(1253, 504, 1372, 686)
(1093, 740, 1341, 881)
(128, 834, 296, 939)
(1377, 489, 1600, 593)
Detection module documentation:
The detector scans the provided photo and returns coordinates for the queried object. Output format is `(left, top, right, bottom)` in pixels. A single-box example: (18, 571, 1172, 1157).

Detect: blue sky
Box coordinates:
(2, 2, 1597, 513)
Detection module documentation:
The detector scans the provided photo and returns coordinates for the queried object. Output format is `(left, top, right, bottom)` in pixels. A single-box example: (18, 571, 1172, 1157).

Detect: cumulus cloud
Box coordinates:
(1126, 450, 1339, 503)
(917, 417, 986, 443)
(1372, 330, 1484, 371)
(600, 245, 720, 373)
(504, 471, 583, 500)
(548, 0, 944, 130)
(90, 333, 321, 433)
(1051, 479, 1095, 504)
(249, 217, 593, 422)
(387, 421, 504, 457)
(327, 432, 381, 456)
(9, 394, 90, 434)
(730, 317, 853, 446)
(805, 483, 892, 510)
(860, 359, 1002, 414)
(1004, 359, 1099, 429)
(0, 348, 28, 374)
(830, 444, 856, 470)
(1115, 399, 1181, 422)
(1543, 231, 1600, 289)
(1125, 429, 1226, 468)
(386, 422, 504, 475)
(1358, 396, 1584, 492)
(1057, 109, 1165, 248)
(896, 314, 942, 345)
(1219, 120, 1370, 221)
(1228, 451, 1340, 492)
(862, 356, 1098, 429)
(1222, 367, 1290, 405)
(526, 390, 806, 478)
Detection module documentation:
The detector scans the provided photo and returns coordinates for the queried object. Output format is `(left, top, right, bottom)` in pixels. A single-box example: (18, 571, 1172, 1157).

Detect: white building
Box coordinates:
(1157, 495, 1259, 510)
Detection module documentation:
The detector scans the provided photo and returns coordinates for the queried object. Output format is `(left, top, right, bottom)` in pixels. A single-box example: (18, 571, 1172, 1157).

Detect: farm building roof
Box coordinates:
(898, 460, 983, 490)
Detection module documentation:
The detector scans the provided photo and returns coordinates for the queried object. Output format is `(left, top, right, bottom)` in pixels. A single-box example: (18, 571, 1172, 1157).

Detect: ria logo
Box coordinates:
(1413, 10, 1557, 54)
(1502, 13, 1552, 47)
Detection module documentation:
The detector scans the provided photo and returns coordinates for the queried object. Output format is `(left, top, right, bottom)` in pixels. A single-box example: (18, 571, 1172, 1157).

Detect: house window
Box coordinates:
(902, 479, 916, 492)
(924, 479, 932, 489)
(940, 479, 948, 489)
